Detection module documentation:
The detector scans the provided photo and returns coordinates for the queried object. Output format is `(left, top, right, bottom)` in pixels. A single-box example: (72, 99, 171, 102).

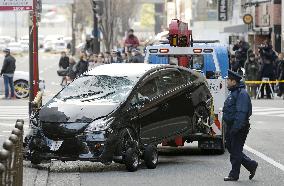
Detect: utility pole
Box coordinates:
(29, 0, 40, 115)
(32, 0, 39, 98)
(28, 11, 34, 116)
(92, 0, 103, 54)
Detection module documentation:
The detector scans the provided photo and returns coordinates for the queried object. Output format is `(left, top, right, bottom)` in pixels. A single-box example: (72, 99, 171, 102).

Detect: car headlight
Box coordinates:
(85, 117, 114, 132)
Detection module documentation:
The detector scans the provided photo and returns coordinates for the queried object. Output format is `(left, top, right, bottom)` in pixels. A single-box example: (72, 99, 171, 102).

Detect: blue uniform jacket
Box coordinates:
(223, 82, 252, 131)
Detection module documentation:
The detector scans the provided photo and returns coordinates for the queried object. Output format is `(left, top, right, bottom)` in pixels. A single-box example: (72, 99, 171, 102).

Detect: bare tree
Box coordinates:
(99, 0, 138, 51)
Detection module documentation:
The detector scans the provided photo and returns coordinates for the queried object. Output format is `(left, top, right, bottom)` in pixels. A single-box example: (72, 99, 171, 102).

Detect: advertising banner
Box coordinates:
(218, 0, 227, 21)
(0, 0, 33, 11)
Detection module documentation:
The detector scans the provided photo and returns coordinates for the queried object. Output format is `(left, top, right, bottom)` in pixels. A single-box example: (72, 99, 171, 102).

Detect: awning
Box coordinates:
(223, 24, 249, 33)
(252, 27, 272, 35)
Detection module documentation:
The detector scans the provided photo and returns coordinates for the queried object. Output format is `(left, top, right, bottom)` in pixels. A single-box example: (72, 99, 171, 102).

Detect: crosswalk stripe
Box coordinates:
(0, 106, 28, 108)
(254, 111, 284, 115)
(253, 108, 284, 111)
(252, 107, 284, 117)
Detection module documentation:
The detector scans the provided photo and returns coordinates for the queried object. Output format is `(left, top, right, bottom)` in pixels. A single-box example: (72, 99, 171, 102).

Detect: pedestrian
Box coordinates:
(244, 53, 260, 98)
(88, 54, 98, 70)
(76, 53, 89, 77)
(58, 51, 69, 86)
(121, 52, 129, 63)
(129, 48, 144, 63)
(258, 40, 276, 99)
(124, 29, 140, 52)
(0, 48, 16, 99)
(276, 53, 284, 98)
(230, 53, 241, 73)
(111, 50, 122, 63)
(222, 70, 258, 181)
(66, 57, 77, 83)
(232, 38, 250, 68)
(104, 52, 112, 64)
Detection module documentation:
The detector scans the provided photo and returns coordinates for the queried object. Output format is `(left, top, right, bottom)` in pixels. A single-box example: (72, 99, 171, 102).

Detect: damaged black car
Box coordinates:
(24, 63, 212, 172)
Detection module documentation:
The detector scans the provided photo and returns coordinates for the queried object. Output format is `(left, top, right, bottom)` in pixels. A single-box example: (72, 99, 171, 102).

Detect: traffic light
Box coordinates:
(93, 0, 104, 15)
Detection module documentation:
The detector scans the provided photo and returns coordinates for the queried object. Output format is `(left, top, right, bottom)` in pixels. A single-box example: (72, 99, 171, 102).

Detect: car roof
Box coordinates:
(87, 63, 166, 78)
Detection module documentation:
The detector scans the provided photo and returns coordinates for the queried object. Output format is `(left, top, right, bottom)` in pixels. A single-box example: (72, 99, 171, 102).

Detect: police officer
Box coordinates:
(223, 70, 258, 181)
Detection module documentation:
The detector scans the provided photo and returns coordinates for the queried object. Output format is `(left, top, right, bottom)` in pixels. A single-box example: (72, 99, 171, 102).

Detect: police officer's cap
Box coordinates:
(3, 48, 10, 53)
(228, 70, 242, 82)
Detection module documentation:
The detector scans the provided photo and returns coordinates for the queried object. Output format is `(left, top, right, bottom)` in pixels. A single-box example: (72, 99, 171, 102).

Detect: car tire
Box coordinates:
(14, 80, 29, 99)
(144, 145, 158, 169)
(124, 148, 139, 172)
(30, 151, 42, 165)
(192, 105, 210, 133)
(115, 128, 137, 160)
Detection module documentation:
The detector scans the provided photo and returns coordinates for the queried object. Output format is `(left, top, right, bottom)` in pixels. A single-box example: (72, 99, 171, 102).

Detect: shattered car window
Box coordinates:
(56, 75, 135, 102)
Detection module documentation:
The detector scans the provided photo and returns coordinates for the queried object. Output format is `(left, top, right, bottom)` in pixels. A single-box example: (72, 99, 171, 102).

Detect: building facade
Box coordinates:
(225, 0, 282, 54)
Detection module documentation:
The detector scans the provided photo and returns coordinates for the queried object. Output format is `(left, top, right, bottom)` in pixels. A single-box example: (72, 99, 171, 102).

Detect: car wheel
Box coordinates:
(144, 145, 158, 169)
(125, 148, 139, 172)
(14, 80, 29, 99)
(192, 105, 210, 133)
(115, 128, 137, 160)
(30, 151, 42, 165)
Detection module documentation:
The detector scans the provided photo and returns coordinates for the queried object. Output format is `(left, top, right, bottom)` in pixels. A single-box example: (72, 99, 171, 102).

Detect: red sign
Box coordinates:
(0, 0, 33, 11)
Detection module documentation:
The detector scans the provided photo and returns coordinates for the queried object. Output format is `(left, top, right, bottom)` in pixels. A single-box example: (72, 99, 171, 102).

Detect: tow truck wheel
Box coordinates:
(124, 148, 139, 172)
(216, 121, 226, 154)
(144, 145, 158, 169)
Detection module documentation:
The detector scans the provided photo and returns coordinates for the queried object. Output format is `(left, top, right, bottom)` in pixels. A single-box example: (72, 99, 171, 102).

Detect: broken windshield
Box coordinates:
(56, 75, 136, 103)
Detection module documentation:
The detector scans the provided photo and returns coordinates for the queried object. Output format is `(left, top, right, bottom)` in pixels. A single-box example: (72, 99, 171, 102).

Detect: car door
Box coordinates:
(155, 69, 192, 137)
(132, 75, 167, 144)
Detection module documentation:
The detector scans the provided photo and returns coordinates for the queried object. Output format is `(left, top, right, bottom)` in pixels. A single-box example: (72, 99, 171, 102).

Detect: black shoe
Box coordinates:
(224, 176, 238, 181)
(249, 162, 258, 180)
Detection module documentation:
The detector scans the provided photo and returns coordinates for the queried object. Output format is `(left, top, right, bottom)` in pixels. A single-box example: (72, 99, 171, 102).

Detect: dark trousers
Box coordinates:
(225, 124, 257, 178)
(260, 83, 273, 98)
(3, 75, 15, 98)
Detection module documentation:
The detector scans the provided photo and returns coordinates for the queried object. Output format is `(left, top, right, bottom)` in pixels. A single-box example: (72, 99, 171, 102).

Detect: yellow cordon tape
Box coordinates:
(245, 80, 284, 84)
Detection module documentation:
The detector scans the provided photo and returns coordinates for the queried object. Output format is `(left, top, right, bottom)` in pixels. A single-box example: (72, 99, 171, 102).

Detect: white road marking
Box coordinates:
(0, 123, 29, 128)
(244, 145, 284, 172)
(0, 106, 29, 120)
(252, 107, 284, 117)
(254, 111, 284, 115)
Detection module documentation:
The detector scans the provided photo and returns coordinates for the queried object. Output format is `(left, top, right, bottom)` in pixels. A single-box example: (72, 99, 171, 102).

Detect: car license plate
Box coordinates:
(50, 140, 63, 151)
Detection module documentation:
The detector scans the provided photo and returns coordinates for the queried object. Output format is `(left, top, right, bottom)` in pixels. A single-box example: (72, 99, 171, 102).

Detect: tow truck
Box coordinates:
(145, 19, 229, 153)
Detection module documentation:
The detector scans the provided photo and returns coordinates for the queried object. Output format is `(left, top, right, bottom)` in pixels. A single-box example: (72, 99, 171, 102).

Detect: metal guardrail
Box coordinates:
(0, 119, 24, 186)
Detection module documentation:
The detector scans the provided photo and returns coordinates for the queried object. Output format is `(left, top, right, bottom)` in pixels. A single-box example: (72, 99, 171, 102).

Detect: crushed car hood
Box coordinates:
(39, 98, 120, 123)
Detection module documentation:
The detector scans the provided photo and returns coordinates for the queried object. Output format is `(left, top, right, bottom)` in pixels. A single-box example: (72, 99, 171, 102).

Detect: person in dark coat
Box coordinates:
(76, 53, 89, 76)
(110, 50, 122, 63)
(66, 57, 77, 83)
(230, 53, 241, 74)
(258, 40, 277, 98)
(0, 48, 16, 99)
(244, 53, 260, 98)
(59, 51, 69, 69)
(129, 49, 144, 63)
(59, 51, 69, 86)
(222, 70, 258, 181)
(233, 39, 250, 68)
